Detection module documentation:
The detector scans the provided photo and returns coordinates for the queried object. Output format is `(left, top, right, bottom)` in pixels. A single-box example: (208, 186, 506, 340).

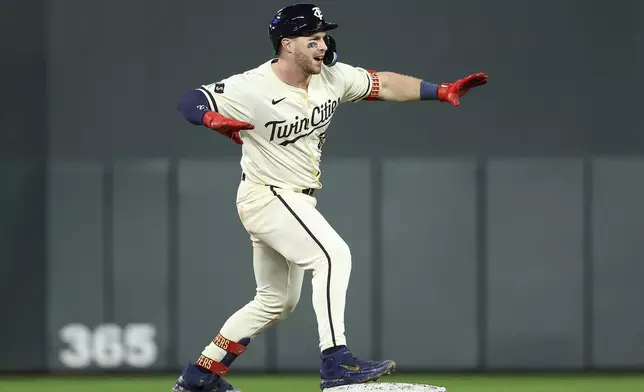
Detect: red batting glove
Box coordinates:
(202, 111, 254, 145)
(437, 72, 488, 107)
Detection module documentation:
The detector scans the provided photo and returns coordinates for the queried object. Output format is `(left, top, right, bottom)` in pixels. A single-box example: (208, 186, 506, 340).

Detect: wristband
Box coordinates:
(366, 69, 380, 101)
(420, 80, 439, 100)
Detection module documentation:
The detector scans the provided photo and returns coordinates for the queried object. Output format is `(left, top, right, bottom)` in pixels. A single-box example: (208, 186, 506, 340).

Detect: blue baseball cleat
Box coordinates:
(319, 346, 396, 389)
(171, 363, 240, 392)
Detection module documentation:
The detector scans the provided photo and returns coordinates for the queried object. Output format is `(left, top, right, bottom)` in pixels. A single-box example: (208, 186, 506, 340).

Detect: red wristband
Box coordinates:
(366, 69, 380, 101)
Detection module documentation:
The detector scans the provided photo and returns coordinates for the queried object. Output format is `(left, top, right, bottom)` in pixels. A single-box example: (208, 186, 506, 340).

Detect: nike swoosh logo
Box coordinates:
(272, 97, 286, 105)
(340, 364, 360, 371)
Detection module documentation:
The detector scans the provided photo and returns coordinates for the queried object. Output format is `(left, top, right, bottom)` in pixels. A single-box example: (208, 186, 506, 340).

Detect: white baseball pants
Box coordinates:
(202, 178, 351, 362)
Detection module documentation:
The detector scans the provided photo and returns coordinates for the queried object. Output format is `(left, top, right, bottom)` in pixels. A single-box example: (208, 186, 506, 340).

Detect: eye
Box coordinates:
(307, 41, 318, 49)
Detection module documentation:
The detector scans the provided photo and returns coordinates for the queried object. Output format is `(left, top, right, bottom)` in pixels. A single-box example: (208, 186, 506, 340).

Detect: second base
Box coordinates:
(323, 383, 446, 392)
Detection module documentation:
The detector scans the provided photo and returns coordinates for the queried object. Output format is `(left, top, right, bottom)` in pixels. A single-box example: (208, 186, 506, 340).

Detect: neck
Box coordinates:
(271, 59, 311, 90)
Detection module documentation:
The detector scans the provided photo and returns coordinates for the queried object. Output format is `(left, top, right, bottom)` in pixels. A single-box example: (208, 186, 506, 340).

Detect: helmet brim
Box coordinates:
(295, 21, 338, 37)
(319, 22, 338, 32)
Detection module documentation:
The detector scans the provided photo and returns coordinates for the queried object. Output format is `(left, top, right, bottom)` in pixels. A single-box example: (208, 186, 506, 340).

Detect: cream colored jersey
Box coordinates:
(197, 59, 376, 191)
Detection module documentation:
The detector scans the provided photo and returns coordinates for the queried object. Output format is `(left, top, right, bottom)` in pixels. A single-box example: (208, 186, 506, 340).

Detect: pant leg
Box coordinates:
(201, 236, 304, 362)
(237, 181, 353, 351)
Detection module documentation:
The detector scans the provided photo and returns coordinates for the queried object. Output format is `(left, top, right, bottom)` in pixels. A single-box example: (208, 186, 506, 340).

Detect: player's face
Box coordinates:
(293, 32, 327, 75)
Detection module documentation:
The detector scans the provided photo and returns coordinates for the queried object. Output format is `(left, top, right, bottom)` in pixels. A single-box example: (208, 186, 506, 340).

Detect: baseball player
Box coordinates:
(173, 3, 487, 392)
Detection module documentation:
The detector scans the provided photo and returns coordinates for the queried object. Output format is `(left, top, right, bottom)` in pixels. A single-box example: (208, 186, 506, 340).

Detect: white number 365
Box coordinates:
(58, 323, 158, 369)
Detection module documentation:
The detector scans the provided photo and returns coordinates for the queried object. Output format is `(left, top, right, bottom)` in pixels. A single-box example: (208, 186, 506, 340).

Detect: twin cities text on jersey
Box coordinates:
(266, 98, 340, 146)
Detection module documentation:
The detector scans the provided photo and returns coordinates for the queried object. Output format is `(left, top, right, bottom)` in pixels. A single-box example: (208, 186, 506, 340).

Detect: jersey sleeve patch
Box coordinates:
(198, 74, 254, 122)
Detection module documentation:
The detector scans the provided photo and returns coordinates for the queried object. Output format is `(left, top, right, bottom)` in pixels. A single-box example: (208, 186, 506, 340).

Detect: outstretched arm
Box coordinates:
(374, 71, 488, 106)
(177, 89, 254, 145)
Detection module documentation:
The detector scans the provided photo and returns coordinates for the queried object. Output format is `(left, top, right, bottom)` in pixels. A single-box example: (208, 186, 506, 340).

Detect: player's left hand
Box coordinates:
(437, 73, 488, 107)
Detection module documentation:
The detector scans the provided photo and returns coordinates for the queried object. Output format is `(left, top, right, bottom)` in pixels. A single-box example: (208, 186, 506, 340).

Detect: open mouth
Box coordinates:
(313, 55, 324, 62)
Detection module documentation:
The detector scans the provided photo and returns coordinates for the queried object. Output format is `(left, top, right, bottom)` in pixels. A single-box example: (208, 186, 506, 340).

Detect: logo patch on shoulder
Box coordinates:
(214, 83, 225, 93)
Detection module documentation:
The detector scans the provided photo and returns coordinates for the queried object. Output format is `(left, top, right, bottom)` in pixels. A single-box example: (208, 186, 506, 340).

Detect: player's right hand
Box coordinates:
(202, 111, 255, 145)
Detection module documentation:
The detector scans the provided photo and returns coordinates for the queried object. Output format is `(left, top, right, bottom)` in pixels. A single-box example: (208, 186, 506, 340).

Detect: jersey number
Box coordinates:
(317, 132, 327, 150)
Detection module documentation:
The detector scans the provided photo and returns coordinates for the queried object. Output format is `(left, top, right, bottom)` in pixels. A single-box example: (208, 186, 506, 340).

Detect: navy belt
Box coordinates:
(241, 173, 315, 196)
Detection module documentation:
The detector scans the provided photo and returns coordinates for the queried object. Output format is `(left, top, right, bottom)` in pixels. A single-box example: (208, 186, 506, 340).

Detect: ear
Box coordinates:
(281, 38, 293, 54)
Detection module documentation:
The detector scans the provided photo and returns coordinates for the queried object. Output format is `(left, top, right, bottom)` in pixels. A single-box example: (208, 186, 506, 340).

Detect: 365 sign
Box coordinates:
(58, 323, 159, 369)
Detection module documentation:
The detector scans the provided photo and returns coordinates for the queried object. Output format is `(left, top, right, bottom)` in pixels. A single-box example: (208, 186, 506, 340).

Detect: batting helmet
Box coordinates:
(268, 3, 339, 65)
